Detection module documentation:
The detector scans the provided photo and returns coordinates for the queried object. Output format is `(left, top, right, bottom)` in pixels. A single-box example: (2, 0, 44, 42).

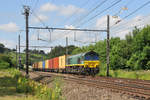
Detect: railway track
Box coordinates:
(23, 71, 150, 100)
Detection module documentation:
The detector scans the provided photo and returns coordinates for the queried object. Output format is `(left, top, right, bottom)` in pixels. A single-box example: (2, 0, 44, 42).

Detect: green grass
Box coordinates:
(98, 68, 150, 80)
(0, 68, 65, 100)
(0, 69, 37, 100)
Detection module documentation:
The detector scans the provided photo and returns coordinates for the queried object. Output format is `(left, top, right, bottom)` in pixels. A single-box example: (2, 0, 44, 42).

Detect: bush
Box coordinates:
(0, 61, 10, 69)
(8, 68, 65, 100)
(0, 54, 13, 69)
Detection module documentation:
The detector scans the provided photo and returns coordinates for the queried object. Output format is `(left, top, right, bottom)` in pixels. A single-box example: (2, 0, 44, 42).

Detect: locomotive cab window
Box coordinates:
(78, 58, 81, 64)
(84, 51, 99, 61)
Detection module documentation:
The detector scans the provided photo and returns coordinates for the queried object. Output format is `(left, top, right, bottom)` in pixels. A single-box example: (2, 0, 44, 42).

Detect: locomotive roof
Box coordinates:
(68, 52, 86, 58)
(68, 51, 98, 58)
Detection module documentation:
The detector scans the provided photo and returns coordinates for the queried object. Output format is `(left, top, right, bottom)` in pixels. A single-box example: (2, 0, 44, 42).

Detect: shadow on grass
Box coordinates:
(0, 76, 17, 96)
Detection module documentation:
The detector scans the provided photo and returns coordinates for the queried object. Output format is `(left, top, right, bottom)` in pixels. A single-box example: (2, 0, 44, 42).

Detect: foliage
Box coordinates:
(0, 54, 12, 69)
(48, 45, 78, 58)
(72, 25, 150, 71)
(8, 68, 65, 100)
(0, 43, 5, 53)
(108, 69, 150, 80)
(23, 49, 46, 55)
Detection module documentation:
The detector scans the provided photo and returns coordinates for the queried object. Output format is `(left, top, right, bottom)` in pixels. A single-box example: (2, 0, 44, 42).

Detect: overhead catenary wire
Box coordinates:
(123, 1, 150, 20)
(20, 45, 53, 48)
(30, 10, 53, 42)
(111, 15, 150, 36)
(31, 11, 46, 26)
(112, 23, 149, 34)
(112, 0, 135, 18)
(61, 0, 91, 25)
(53, 0, 92, 43)
(111, 1, 150, 28)
(71, 0, 109, 27)
(56, 0, 112, 43)
(59, 0, 121, 44)
(31, 0, 40, 14)
(28, 26, 107, 32)
(77, 0, 122, 28)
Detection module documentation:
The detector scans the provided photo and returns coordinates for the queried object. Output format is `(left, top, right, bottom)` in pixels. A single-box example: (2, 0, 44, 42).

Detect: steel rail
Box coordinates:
(25, 71, 150, 99)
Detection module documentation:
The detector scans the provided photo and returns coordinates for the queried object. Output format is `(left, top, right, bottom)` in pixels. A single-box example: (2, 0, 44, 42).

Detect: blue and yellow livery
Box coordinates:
(66, 51, 100, 75)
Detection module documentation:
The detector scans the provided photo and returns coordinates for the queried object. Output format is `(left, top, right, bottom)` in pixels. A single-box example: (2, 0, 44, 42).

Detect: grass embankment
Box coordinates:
(98, 67, 150, 80)
(0, 68, 64, 100)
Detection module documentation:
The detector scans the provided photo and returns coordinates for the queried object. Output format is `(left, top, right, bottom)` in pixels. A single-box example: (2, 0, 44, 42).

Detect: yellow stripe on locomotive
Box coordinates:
(84, 60, 100, 68)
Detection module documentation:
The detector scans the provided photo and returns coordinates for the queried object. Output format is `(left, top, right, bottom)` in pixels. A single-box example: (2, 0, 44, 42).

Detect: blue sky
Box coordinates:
(0, 0, 150, 52)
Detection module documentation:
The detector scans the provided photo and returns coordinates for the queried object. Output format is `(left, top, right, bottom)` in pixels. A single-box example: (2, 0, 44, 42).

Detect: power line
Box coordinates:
(123, 1, 150, 20)
(30, 9, 53, 43)
(61, 0, 91, 25)
(20, 45, 53, 48)
(28, 26, 107, 32)
(60, 0, 121, 43)
(113, 0, 135, 18)
(77, 0, 122, 28)
(111, 1, 150, 28)
(72, 0, 109, 27)
(53, 0, 92, 42)
(56, 0, 111, 43)
(112, 23, 148, 34)
(31, 11, 46, 26)
(32, 0, 40, 13)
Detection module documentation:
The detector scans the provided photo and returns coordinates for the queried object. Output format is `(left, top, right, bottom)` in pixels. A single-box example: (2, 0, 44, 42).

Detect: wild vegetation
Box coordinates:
(72, 26, 150, 71)
(0, 68, 64, 100)
(0, 26, 150, 79)
(48, 45, 78, 58)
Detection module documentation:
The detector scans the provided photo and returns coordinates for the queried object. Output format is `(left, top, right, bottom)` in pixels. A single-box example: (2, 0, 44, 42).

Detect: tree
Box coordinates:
(0, 54, 12, 69)
(39, 50, 45, 55)
(127, 26, 150, 70)
(0, 43, 5, 53)
(48, 45, 78, 58)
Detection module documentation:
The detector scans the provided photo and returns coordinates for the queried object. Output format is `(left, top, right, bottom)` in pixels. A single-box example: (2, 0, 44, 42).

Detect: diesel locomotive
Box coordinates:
(32, 51, 100, 75)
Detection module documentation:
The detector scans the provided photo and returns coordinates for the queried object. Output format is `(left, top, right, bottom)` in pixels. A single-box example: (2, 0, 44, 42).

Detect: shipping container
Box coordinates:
(42, 61, 45, 69)
(48, 59, 53, 69)
(32, 63, 35, 69)
(38, 61, 43, 69)
(53, 57, 59, 69)
(45, 60, 49, 69)
(35, 62, 38, 69)
(59, 55, 66, 69)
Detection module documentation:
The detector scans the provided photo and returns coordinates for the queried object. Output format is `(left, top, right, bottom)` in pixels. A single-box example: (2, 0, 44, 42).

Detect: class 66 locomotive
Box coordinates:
(32, 51, 100, 76)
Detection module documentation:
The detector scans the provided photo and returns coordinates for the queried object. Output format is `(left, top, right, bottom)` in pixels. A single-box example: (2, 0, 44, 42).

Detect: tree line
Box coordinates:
(0, 25, 149, 70)
(71, 26, 150, 70)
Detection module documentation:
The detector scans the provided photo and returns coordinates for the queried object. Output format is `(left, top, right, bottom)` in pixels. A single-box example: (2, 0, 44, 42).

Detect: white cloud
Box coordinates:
(95, 15, 150, 39)
(40, 3, 58, 12)
(96, 15, 121, 30)
(59, 5, 85, 16)
(0, 22, 19, 32)
(32, 14, 49, 24)
(30, 30, 50, 41)
(0, 39, 16, 49)
(39, 3, 85, 16)
(64, 25, 75, 29)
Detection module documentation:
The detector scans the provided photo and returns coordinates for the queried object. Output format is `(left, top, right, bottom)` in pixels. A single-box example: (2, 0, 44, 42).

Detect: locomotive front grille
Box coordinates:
(84, 61, 99, 68)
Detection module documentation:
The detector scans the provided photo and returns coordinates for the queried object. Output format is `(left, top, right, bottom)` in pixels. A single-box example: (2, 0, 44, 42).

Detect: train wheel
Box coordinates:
(91, 69, 95, 77)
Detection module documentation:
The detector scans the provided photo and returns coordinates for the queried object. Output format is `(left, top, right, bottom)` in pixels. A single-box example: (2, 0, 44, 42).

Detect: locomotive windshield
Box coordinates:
(84, 51, 99, 61)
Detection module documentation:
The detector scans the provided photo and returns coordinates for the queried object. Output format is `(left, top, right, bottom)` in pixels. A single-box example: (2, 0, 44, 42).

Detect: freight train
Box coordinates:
(32, 51, 100, 75)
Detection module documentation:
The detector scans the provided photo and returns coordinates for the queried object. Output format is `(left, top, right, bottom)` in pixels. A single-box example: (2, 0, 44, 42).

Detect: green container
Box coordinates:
(67, 53, 86, 65)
